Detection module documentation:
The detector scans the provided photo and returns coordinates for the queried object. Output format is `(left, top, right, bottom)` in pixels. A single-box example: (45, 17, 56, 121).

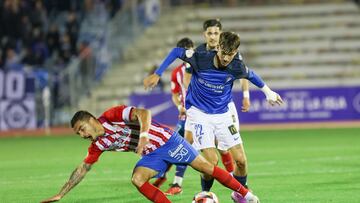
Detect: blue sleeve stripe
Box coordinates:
(155, 47, 185, 76)
(248, 70, 265, 88)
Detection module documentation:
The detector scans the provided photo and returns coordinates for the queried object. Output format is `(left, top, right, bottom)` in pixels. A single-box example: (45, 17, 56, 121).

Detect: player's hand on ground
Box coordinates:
(143, 74, 160, 90)
(241, 97, 251, 112)
(136, 136, 149, 156)
(40, 194, 62, 203)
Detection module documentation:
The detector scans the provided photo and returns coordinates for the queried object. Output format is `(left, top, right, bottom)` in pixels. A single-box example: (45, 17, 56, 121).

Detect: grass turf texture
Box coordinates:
(0, 128, 359, 203)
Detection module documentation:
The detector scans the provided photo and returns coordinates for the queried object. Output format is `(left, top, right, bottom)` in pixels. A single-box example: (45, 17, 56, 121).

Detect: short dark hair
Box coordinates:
(176, 37, 194, 49)
(203, 19, 222, 31)
(219, 32, 240, 53)
(70, 110, 96, 128)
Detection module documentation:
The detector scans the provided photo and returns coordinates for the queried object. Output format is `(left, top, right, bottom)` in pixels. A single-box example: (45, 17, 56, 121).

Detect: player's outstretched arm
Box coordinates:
(246, 70, 283, 106)
(40, 162, 92, 203)
(143, 47, 187, 90)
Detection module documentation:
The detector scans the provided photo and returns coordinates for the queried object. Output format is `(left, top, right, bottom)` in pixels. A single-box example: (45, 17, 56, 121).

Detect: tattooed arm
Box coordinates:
(40, 162, 92, 203)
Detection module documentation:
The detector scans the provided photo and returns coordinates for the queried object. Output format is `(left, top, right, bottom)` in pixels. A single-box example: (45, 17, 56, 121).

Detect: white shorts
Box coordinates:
(228, 101, 240, 131)
(185, 106, 242, 151)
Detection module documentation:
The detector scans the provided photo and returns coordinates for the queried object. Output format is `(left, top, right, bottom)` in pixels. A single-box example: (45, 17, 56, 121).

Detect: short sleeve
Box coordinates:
(232, 59, 250, 79)
(84, 143, 103, 164)
(171, 69, 181, 94)
(101, 105, 134, 122)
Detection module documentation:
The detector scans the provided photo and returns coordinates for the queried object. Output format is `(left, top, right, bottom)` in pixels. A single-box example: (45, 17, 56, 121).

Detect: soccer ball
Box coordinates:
(192, 191, 219, 203)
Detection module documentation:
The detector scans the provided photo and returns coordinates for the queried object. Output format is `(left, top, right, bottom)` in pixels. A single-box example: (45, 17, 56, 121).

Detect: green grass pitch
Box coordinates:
(1, 127, 359, 203)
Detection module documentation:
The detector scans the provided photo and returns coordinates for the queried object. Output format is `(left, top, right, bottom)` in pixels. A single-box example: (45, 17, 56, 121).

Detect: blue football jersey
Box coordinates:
(180, 50, 249, 114)
(155, 48, 264, 114)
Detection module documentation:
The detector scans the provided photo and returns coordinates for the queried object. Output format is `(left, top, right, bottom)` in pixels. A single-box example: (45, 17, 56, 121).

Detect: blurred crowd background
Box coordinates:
(0, 0, 359, 132)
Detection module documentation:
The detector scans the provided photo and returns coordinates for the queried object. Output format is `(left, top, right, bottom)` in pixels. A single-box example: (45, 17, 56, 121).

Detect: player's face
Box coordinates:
(203, 26, 221, 50)
(73, 118, 101, 141)
(217, 46, 237, 67)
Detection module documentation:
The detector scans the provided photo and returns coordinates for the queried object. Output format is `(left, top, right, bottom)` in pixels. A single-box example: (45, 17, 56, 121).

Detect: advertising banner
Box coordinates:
(0, 70, 36, 130)
(130, 86, 360, 125)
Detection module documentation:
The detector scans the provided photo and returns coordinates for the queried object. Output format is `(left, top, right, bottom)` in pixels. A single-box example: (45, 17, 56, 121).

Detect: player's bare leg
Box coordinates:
(228, 144, 248, 179)
(228, 144, 249, 203)
(189, 155, 259, 203)
(184, 130, 194, 144)
(200, 148, 219, 191)
(132, 167, 171, 203)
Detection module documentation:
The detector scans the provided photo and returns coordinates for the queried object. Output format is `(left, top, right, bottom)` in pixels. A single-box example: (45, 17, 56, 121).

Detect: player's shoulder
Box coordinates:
(101, 105, 128, 118)
(195, 50, 216, 58)
(171, 64, 183, 78)
(104, 105, 127, 112)
(229, 57, 246, 70)
(235, 52, 243, 60)
(195, 43, 207, 52)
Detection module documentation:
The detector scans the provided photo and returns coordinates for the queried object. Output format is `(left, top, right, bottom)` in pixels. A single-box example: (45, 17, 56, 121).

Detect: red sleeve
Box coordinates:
(84, 143, 103, 164)
(101, 105, 134, 122)
(171, 68, 181, 94)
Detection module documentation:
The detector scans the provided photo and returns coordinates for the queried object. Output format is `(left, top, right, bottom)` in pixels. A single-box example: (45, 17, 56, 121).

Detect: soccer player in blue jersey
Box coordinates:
(194, 19, 253, 202)
(144, 31, 283, 202)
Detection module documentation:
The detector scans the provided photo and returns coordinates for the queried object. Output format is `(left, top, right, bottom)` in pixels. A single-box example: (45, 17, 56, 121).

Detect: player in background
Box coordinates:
(40, 105, 260, 203)
(144, 32, 283, 202)
(193, 19, 252, 198)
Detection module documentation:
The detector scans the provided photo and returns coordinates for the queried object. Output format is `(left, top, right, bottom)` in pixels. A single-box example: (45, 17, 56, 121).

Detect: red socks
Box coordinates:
(221, 152, 234, 172)
(138, 182, 171, 203)
(211, 166, 248, 197)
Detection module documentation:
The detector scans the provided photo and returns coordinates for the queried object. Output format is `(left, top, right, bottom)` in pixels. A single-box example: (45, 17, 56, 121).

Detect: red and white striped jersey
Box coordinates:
(171, 63, 188, 107)
(84, 105, 174, 164)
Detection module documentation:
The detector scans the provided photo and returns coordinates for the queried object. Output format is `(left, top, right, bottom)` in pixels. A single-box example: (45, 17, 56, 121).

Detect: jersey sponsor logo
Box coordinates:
(228, 125, 238, 135)
(168, 143, 189, 161)
(197, 78, 225, 93)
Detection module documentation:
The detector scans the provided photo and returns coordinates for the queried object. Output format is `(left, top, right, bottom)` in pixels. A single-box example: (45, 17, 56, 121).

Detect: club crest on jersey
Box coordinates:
(225, 76, 232, 83)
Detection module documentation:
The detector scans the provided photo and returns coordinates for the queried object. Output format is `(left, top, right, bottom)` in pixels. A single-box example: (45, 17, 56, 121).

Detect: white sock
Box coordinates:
(244, 192, 254, 200)
(173, 176, 183, 186)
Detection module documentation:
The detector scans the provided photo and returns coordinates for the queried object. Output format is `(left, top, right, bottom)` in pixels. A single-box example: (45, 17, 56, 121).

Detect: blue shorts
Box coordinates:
(134, 133, 199, 178)
(175, 119, 186, 137)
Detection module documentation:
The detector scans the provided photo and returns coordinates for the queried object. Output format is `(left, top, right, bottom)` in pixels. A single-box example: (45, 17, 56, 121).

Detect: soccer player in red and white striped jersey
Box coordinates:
(41, 105, 259, 203)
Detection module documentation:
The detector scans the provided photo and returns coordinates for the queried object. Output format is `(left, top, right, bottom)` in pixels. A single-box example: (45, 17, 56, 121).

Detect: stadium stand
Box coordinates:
(78, 1, 360, 117)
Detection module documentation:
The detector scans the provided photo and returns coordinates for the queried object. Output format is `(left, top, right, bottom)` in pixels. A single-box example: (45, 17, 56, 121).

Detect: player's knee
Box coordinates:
(131, 173, 146, 188)
(234, 157, 247, 170)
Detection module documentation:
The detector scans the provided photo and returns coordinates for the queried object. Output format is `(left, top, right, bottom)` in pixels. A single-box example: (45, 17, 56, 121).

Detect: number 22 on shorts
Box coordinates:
(194, 124, 204, 144)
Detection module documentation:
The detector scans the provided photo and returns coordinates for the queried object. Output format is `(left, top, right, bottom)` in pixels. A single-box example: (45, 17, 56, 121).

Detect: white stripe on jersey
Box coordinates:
(102, 138, 112, 146)
(148, 134, 166, 146)
(122, 106, 133, 121)
(102, 122, 117, 132)
(95, 142, 106, 151)
(111, 134, 120, 140)
(150, 125, 172, 139)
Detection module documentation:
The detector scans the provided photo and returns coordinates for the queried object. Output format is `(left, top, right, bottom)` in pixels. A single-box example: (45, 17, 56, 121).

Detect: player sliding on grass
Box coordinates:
(40, 105, 260, 203)
(144, 31, 283, 202)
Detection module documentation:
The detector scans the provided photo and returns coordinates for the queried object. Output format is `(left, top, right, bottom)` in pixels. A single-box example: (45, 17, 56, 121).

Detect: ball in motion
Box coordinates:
(192, 191, 219, 203)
